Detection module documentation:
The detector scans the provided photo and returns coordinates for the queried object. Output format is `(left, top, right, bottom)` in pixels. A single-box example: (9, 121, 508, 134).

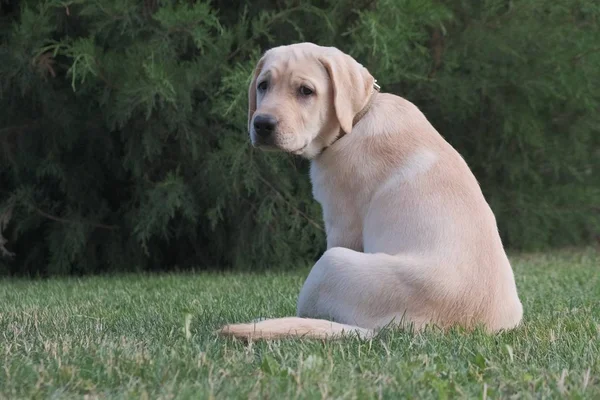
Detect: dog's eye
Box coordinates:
(257, 81, 268, 92)
(299, 86, 314, 96)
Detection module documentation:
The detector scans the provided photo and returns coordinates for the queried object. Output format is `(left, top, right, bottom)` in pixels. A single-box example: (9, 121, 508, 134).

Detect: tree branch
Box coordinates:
(34, 207, 119, 231)
(0, 122, 40, 137)
(571, 47, 600, 64)
(0, 206, 15, 258)
(257, 175, 324, 232)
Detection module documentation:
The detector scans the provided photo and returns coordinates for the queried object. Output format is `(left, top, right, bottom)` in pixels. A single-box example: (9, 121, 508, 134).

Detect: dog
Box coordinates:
(217, 42, 523, 340)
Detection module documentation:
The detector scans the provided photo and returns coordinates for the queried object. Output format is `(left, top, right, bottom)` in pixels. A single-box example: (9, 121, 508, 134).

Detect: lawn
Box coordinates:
(1, 249, 599, 399)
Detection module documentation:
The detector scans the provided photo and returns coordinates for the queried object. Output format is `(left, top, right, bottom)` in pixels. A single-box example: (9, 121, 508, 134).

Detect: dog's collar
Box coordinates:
(320, 80, 380, 155)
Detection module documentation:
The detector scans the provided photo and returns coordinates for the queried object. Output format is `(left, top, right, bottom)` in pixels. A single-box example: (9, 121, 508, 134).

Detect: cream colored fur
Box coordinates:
(218, 42, 523, 341)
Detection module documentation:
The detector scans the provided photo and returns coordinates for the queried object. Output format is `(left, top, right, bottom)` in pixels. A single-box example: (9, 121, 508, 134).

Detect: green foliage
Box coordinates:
(0, 0, 598, 275)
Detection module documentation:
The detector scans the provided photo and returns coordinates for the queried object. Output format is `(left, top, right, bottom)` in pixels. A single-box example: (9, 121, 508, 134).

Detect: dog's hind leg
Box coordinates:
(296, 247, 440, 332)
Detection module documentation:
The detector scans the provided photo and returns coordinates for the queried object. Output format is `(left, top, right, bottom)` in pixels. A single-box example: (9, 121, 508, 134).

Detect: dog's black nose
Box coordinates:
(253, 114, 277, 138)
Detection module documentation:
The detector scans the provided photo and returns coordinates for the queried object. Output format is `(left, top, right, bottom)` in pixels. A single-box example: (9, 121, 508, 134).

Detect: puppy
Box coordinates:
(218, 42, 523, 340)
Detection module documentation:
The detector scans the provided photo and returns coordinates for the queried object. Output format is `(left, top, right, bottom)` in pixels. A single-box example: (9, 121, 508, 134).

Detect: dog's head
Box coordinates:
(247, 42, 376, 159)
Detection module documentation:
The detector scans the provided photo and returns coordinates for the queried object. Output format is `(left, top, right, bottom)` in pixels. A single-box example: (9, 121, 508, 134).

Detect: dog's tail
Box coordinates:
(217, 317, 374, 341)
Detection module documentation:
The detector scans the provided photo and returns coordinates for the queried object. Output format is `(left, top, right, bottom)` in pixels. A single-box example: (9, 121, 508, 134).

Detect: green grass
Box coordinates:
(1, 249, 599, 399)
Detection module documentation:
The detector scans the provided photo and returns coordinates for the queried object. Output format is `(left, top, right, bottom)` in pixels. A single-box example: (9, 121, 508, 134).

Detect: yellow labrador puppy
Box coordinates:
(218, 42, 523, 340)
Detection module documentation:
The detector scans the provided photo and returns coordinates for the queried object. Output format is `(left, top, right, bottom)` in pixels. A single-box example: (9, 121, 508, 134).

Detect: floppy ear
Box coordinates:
(319, 50, 375, 134)
(248, 56, 266, 133)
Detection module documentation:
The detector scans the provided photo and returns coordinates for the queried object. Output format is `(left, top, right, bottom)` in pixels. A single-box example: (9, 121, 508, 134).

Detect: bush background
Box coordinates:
(1, 0, 598, 276)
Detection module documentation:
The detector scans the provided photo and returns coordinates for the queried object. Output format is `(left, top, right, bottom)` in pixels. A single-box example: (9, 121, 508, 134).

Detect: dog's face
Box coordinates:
(248, 43, 375, 159)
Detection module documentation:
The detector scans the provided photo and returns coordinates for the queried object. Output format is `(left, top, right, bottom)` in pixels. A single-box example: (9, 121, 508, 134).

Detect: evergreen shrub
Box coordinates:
(1, 0, 598, 275)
